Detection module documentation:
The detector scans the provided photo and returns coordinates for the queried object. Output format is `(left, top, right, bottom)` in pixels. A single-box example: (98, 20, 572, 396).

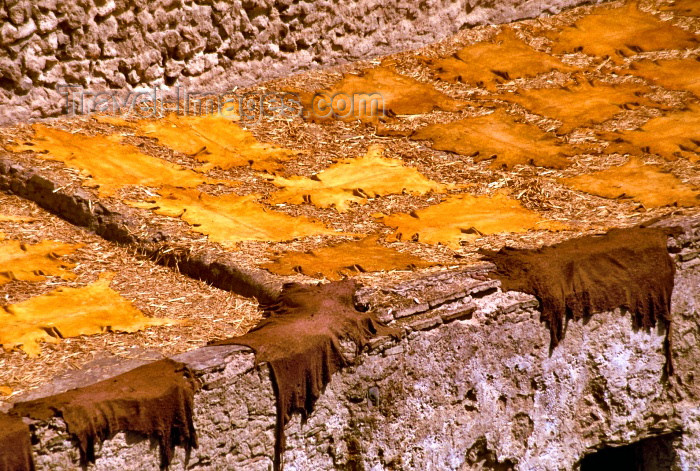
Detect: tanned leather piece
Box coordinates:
(484, 227, 675, 374)
(0, 412, 35, 471)
(11, 359, 199, 468)
(212, 280, 398, 470)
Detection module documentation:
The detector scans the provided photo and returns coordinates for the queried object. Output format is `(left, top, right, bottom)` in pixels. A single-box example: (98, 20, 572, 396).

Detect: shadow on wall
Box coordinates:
(579, 433, 680, 471)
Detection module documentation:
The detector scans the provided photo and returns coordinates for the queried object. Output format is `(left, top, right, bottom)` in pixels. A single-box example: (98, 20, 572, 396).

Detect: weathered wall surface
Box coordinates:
(0, 0, 604, 125)
(20, 217, 700, 470)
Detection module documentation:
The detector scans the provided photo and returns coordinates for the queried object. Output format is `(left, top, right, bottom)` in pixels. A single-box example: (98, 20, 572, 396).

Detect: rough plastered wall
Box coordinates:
(21, 217, 700, 470)
(0, 0, 605, 125)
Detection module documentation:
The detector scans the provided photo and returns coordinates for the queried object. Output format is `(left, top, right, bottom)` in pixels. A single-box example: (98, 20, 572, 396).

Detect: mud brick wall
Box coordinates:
(21, 216, 700, 470)
(0, 0, 603, 125)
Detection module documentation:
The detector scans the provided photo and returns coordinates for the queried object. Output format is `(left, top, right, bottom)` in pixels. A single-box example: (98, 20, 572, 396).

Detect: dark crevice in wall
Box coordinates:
(580, 433, 681, 471)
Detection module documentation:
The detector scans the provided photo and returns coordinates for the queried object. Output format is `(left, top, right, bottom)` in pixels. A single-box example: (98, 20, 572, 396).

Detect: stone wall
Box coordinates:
(0, 0, 603, 125)
(20, 216, 700, 470)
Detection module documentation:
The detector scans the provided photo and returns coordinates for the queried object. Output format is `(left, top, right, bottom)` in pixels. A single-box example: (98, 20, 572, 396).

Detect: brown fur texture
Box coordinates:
(0, 411, 34, 471)
(484, 228, 675, 373)
(11, 359, 199, 468)
(211, 280, 397, 470)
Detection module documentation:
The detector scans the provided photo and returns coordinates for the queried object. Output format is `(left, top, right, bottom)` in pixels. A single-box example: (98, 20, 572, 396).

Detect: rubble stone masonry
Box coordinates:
(0, 0, 600, 124)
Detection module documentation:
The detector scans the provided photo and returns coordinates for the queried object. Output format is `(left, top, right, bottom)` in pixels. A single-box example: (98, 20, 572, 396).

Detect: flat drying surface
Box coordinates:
(0, 0, 698, 407)
(0, 193, 260, 405)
